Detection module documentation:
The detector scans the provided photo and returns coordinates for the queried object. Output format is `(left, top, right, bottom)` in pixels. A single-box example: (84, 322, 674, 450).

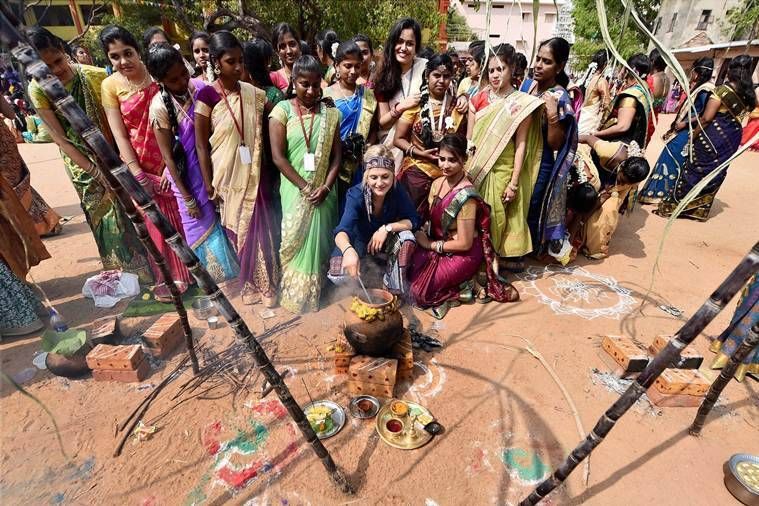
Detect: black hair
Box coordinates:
(691, 57, 714, 89)
(537, 37, 571, 88)
(145, 42, 184, 81)
(142, 27, 170, 51)
(286, 54, 333, 105)
(209, 30, 242, 67)
(243, 38, 275, 88)
(620, 157, 650, 184)
(627, 53, 650, 79)
(272, 22, 299, 50)
(375, 17, 422, 98)
(418, 53, 454, 149)
(418, 46, 435, 60)
(591, 49, 608, 70)
(26, 26, 69, 55)
(299, 40, 311, 56)
(726, 55, 757, 109)
(145, 43, 188, 185)
(648, 48, 666, 73)
(99, 25, 140, 56)
(315, 29, 339, 62)
(515, 52, 528, 72)
(437, 134, 468, 162)
(334, 40, 362, 65)
(352, 33, 374, 54)
(488, 43, 516, 69)
(568, 182, 599, 213)
(468, 40, 484, 51)
(469, 42, 486, 70)
(189, 31, 209, 51)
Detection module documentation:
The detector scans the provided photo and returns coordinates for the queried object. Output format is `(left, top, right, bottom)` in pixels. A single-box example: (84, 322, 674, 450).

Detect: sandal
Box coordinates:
(475, 286, 492, 304)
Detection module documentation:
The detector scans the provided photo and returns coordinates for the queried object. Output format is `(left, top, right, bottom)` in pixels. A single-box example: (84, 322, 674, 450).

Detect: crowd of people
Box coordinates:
(2, 17, 758, 340)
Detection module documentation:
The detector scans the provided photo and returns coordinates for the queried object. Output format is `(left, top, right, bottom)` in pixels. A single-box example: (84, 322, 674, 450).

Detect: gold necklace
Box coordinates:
(122, 63, 151, 93)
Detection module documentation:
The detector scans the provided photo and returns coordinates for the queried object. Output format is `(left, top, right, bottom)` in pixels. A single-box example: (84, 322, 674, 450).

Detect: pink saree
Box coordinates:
(121, 82, 192, 288)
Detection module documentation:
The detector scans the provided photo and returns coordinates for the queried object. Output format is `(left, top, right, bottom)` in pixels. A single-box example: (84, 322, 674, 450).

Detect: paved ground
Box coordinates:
(1, 116, 757, 505)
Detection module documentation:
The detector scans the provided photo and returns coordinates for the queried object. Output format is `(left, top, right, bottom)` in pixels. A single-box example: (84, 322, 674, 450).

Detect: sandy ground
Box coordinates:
(1, 115, 758, 506)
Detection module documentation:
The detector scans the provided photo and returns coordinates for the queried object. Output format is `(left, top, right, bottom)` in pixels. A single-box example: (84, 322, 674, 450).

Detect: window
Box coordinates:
(489, 34, 501, 38)
(80, 4, 112, 26)
(522, 12, 531, 22)
(667, 13, 677, 33)
(545, 13, 557, 23)
(653, 17, 662, 35)
(493, 4, 505, 8)
(32, 5, 75, 26)
(697, 9, 712, 30)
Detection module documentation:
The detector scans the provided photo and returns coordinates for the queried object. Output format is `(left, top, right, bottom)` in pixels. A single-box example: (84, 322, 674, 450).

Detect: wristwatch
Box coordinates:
(384, 224, 393, 233)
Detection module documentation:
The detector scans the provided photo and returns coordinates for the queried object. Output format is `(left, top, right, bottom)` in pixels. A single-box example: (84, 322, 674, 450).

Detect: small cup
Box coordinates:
(207, 316, 219, 329)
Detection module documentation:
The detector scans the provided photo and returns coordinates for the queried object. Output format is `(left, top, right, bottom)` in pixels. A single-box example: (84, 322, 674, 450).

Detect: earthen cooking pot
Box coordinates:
(344, 289, 403, 356)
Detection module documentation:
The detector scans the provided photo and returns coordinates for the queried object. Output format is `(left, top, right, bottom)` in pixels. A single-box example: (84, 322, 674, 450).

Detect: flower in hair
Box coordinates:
(331, 42, 339, 58)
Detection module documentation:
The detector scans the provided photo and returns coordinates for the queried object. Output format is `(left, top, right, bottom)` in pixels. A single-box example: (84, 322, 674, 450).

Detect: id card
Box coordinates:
(304, 152, 316, 172)
(239, 145, 252, 165)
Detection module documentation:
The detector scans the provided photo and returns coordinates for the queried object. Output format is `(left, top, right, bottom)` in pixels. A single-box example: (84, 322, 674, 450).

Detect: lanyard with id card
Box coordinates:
(295, 100, 317, 172)
(218, 83, 251, 165)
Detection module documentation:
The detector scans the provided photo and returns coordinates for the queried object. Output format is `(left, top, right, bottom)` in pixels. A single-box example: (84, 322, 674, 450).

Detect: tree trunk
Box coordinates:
(0, 5, 352, 494)
(520, 241, 759, 505)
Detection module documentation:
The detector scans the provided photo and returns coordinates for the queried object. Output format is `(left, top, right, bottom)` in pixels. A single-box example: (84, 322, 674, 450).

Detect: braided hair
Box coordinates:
(418, 53, 454, 149)
(145, 43, 188, 181)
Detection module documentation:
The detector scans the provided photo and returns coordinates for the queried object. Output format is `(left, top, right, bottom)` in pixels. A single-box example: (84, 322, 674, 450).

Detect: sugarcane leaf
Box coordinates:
(1, 370, 69, 460)
(532, 0, 540, 62)
(41, 328, 86, 357)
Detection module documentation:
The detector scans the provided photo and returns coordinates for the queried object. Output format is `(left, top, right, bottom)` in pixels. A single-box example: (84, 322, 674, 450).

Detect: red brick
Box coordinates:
(92, 358, 150, 383)
(89, 316, 120, 345)
(349, 356, 397, 385)
(653, 369, 710, 397)
(347, 379, 394, 398)
(648, 335, 704, 369)
(86, 344, 144, 370)
(601, 335, 649, 374)
(142, 314, 183, 347)
(142, 327, 184, 359)
(646, 384, 703, 407)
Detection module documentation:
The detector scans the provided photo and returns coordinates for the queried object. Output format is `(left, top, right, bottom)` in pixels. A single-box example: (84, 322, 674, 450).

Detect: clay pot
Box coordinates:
(344, 289, 403, 356)
(45, 344, 92, 378)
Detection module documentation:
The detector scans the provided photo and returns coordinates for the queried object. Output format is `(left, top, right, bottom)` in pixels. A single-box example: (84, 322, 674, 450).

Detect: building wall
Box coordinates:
(22, 0, 113, 41)
(455, 0, 564, 59)
(652, 0, 741, 49)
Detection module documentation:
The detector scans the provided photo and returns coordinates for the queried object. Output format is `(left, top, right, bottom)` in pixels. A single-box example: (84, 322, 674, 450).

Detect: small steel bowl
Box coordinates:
(348, 395, 380, 419)
(191, 297, 218, 320)
(207, 316, 220, 329)
(724, 453, 759, 506)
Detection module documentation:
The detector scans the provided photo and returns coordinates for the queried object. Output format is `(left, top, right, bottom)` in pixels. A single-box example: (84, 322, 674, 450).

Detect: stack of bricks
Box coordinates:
(347, 356, 398, 398)
(392, 329, 414, 381)
(89, 315, 120, 346)
(86, 344, 150, 382)
(600, 334, 710, 407)
(142, 314, 184, 359)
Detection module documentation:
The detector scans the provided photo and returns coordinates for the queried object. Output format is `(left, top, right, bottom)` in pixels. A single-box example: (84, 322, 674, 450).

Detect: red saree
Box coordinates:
(409, 181, 518, 308)
(120, 82, 191, 287)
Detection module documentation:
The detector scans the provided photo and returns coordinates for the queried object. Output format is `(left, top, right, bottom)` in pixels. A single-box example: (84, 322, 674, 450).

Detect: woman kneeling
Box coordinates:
(330, 145, 420, 295)
(409, 135, 518, 319)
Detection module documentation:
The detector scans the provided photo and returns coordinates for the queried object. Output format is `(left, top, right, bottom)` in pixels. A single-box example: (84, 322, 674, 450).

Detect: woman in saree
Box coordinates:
(269, 55, 342, 313)
(243, 38, 287, 106)
(329, 145, 419, 296)
(646, 49, 670, 142)
(740, 87, 759, 151)
(409, 135, 518, 319)
(639, 58, 714, 205)
(315, 29, 339, 86)
(0, 174, 50, 337)
(576, 49, 610, 136)
(457, 41, 485, 98)
(710, 273, 758, 382)
(0, 94, 61, 237)
(271, 23, 302, 92)
(324, 41, 378, 212)
(657, 56, 756, 221)
(520, 37, 578, 267)
(569, 136, 650, 259)
(352, 34, 375, 89)
(394, 53, 465, 218)
(26, 28, 152, 280)
(195, 31, 277, 306)
(466, 43, 544, 265)
(101, 25, 191, 298)
(147, 44, 239, 284)
(189, 31, 211, 82)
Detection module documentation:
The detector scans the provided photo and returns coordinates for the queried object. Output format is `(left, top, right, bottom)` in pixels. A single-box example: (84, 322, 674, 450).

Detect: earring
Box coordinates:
(213, 63, 221, 76)
(335, 70, 341, 81)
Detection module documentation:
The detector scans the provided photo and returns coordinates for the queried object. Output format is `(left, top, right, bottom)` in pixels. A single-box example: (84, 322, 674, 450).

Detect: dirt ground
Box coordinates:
(1, 114, 758, 506)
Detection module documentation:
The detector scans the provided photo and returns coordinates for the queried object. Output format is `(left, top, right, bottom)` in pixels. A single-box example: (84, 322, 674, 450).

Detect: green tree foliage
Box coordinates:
(723, 0, 759, 41)
(447, 7, 473, 42)
(572, 0, 659, 69)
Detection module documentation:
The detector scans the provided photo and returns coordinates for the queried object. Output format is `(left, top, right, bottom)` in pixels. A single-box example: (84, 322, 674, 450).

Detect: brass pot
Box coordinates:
(344, 289, 403, 356)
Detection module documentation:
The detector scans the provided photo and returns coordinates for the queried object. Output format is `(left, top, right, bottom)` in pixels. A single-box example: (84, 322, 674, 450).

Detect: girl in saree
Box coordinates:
(315, 29, 339, 86)
(457, 41, 485, 98)
(466, 43, 544, 263)
(409, 135, 518, 319)
(739, 87, 759, 151)
(271, 23, 302, 92)
(243, 38, 286, 105)
(646, 49, 670, 141)
(639, 58, 714, 205)
(520, 37, 578, 267)
(195, 31, 278, 306)
(25, 27, 151, 279)
(189, 31, 211, 82)
(324, 41, 378, 212)
(710, 273, 758, 382)
(352, 34, 375, 88)
(394, 53, 465, 218)
(101, 25, 191, 299)
(656, 56, 756, 221)
(147, 44, 239, 283)
(270, 55, 342, 313)
(1, 94, 61, 237)
(329, 145, 419, 295)
(576, 49, 610, 136)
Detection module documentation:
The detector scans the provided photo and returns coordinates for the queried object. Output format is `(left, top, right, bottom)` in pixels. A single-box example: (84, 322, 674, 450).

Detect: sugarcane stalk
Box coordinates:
(520, 241, 759, 506)
(688, 322, 759, 436)
(0, 8, 353, 494)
